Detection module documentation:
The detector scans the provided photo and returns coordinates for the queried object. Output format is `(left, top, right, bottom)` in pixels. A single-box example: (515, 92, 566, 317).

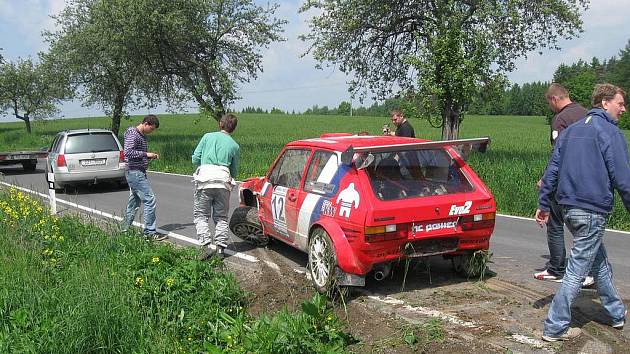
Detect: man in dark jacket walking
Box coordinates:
(534, 84, 591, 285)
(536, 84, 629, 341)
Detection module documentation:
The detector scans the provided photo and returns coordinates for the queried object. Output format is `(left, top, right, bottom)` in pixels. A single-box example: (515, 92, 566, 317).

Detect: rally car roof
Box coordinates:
(286, 134, 489, 154)
(286, 134, 427, 151)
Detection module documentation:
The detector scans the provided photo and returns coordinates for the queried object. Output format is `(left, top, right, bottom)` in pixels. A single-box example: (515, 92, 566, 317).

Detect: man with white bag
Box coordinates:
(192, 114, 240, 259)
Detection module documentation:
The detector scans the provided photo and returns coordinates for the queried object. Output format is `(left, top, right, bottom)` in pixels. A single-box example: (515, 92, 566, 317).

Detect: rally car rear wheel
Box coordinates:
(229, 206, 268, 246)
(452, 252, 482, 278)
(308, 228, 337, 294)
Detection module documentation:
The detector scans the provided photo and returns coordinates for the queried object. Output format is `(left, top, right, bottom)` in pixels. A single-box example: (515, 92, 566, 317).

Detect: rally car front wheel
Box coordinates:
(229, 206, 268, 246)
(308, 228, 338, 294)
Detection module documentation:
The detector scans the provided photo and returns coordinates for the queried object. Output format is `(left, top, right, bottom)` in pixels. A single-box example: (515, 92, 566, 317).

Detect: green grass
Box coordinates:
(0, 188, 352, 353)
(1, 113, 629, 231)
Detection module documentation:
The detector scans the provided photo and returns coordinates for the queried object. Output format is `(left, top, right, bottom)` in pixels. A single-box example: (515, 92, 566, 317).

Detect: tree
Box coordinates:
(44, 0, 165, 136)
(337, 101, 351, 116)
(134, 0, 286, 121)
(301, 0, 589, 139)
(0, 57, 69, 133)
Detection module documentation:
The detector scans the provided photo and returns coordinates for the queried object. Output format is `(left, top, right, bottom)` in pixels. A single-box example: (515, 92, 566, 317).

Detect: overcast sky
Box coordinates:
(1, 0, 629, 121)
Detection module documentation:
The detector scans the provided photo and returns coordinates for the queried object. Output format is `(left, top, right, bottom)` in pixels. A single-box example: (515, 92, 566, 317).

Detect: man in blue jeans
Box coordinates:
(536, 84, 629, 341)
(121, 114, 166, 241)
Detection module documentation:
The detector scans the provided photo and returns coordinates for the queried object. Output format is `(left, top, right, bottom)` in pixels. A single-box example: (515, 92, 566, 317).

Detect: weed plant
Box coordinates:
(1, 113, 629, 231)
(0, 188, 351, 353)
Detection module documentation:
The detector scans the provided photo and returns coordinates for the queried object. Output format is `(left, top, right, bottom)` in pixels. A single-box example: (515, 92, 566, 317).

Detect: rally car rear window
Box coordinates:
(365, 148, 473, 200)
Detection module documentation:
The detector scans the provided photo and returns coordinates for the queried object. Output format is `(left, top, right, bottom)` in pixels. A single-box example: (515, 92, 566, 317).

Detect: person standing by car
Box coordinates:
(535, 83, 629, 342)
(534, 83, 593, 286)
(388, 109, 415, 138)
(192, 113, 240, 259)
(121, 114, 165, 241)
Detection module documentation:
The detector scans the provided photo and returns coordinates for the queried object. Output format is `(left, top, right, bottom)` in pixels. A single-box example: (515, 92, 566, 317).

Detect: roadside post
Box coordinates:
(46, 168, 57, 215)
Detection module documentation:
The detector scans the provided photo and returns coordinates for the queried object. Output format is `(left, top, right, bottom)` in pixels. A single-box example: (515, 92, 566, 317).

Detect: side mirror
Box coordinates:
(341, 146, 354, 166)
(355, 153, 375, 170)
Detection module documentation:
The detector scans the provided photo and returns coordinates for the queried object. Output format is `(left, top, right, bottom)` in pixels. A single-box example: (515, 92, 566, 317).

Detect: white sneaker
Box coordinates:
(612, 310, 627, 330)
(582, 276, 595, 288)
(542, 327, 582, 342)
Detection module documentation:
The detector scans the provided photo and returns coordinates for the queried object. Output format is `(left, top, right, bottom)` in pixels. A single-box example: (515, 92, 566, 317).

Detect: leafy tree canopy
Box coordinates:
(301, 0, 589, 139)
(135, 0, 286, 121)
(44, 0, 165, 136)
(0, 57, 70, 133)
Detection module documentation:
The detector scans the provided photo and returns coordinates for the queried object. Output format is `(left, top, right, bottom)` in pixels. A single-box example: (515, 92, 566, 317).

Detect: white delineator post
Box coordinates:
(47, 171, 57, 215)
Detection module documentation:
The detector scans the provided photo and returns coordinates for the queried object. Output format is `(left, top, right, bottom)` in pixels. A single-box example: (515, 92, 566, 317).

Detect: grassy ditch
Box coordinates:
(0, 187, 352, 353)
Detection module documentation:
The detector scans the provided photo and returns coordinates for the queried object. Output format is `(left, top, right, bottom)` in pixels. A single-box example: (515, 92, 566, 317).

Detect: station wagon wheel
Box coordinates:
(308, 228, 337, 294)
(228, 206, 268, 246)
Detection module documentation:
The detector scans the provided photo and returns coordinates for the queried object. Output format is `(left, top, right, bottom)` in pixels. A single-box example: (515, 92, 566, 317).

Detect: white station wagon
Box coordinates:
(46, 129, 127, 191)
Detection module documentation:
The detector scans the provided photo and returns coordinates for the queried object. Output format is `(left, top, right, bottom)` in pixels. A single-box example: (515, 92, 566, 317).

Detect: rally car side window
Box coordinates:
(269, 149, 311, 189)
(304, 150, 338, 196)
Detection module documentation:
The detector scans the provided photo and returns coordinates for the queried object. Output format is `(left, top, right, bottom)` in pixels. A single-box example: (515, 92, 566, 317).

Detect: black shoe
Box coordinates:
(199, 246, 216, 261)
(215, 246, 226, 260)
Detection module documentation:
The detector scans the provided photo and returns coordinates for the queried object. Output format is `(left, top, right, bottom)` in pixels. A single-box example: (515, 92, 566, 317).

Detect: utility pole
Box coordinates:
(350, 97, 353, 117)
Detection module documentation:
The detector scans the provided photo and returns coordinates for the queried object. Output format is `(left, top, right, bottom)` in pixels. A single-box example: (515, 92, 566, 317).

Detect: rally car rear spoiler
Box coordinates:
(341, 137, 491, 168)
(352, 137, 490, 153)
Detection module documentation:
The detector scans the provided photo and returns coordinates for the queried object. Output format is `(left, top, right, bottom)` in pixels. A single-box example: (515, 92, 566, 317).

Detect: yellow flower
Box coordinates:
(58, 235, 64, 241)
(135, 277, 144, 287)
(151, 256, 160, 264)
(165, 277, 175, 288)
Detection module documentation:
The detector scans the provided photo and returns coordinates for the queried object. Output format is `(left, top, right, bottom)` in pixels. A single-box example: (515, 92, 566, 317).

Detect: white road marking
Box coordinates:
(509, 334, 550, 351)
(366, 294, 478, 328)
(0, 181, 259, 264)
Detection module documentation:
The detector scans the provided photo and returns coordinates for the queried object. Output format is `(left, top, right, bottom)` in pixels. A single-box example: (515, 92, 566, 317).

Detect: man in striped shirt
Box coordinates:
(121, 114, 166, 240)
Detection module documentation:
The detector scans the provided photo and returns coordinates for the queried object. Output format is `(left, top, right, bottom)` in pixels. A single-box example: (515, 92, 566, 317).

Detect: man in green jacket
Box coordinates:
(192, 114, 240, 258)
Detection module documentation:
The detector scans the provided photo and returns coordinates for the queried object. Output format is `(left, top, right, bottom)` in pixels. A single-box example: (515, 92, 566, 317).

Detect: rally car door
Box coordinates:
(262, 148, 311, 245)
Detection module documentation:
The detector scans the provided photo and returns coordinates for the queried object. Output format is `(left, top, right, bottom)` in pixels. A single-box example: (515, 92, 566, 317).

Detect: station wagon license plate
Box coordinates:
(80, 158, 106, 166)
(9, 154, 31, 160)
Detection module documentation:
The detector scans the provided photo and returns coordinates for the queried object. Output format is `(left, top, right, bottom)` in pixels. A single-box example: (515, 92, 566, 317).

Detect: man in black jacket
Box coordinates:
(534, 84, 592, 286)
(389, 109, 415, 138)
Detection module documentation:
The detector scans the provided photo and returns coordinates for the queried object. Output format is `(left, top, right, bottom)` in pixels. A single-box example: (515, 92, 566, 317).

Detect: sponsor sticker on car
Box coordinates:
(412, 218, 459, 236)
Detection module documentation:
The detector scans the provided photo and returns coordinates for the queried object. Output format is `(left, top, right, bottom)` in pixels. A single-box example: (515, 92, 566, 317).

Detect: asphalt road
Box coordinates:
(2, 159, 630, 298)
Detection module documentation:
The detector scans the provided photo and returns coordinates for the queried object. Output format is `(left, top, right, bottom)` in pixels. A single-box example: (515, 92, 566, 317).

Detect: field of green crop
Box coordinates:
(1, 113, 629, 231)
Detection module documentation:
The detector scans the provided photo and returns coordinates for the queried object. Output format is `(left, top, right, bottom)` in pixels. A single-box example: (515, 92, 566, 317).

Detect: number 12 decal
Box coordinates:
(271, 193, 285, 221)
(271, 186, 288, 236)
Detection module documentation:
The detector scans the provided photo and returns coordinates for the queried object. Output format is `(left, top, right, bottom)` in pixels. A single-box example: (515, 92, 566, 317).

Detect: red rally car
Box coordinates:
(229, 133, 496, 293)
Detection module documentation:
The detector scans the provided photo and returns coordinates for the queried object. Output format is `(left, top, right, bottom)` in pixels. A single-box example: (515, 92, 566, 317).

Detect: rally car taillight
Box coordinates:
(364, 224, 407, 242)
(460, 212, 495, 230)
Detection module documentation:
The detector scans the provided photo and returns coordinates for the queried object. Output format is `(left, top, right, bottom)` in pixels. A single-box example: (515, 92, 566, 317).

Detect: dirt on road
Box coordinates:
(227, 241, 630, 354)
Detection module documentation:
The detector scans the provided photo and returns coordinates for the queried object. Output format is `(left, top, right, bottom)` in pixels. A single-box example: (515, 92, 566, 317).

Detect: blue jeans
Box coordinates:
(122, 170, 157, 235)
(543, 207, 626, 337)
(545, 194, 566, 276)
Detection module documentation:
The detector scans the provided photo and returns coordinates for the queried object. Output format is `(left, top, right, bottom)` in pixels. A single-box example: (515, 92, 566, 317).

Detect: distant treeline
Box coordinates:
(240, 40, 630, 128)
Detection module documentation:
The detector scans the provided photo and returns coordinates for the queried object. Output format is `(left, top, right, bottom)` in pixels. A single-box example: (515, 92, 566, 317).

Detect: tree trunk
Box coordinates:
(111, 91, 125, 136)
(24, 116, 32, 134)
(441, 101, 461, 140)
